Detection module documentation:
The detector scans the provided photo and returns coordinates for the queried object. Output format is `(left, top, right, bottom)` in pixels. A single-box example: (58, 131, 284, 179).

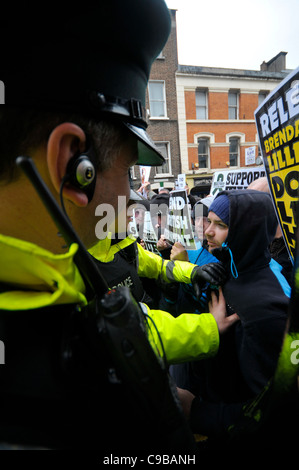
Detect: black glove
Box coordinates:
(209, 245, 231, 267)
(191, 262, 227, 299)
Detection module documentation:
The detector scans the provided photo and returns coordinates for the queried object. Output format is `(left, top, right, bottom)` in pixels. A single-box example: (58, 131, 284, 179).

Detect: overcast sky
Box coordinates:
(165, 0, 299, 71)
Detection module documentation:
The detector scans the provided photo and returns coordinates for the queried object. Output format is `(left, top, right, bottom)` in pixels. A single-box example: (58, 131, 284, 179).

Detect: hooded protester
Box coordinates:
(247, 176, 293, 285)
(149, 188, 170, 241)
(207, 189, 290, 391)
(177, 189, 291, 442)
(168, 195, 220, 316)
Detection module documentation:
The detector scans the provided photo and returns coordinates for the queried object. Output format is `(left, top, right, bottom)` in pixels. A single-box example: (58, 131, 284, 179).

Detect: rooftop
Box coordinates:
(177, 51, 291, 80)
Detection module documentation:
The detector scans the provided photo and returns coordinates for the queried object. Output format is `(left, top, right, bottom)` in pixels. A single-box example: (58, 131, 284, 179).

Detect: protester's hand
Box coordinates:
(209, 288, 239, 334)
(137, 181, 150, 192)
(191, 262, 227, 299)
(157, 235, 170, 252)
(176, 387, 195, 419)
(170, 242, 189, 261)
(139, 239, 145, 249)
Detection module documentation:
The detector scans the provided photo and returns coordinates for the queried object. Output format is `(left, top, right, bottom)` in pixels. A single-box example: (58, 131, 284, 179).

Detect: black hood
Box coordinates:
(150, 193, 170, 207)
(212, 190, 278, 273)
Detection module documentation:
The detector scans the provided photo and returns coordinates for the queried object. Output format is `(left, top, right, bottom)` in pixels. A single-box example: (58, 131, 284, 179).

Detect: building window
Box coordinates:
(156, 50, 164, 59)
(229, 137, 239, 166)
(129, 166, 136, 180)
(197, 138, 209, 168)
(154, 142, 171, 174)
(148, 81, 167, 118)
(228, 90, 239, 119)
(258, 91, 268, 106)
(195, 89, 207, 119)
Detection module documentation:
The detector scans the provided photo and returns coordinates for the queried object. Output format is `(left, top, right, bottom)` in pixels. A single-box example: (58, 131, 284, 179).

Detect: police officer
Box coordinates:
(90, 232, 237, 364)
(0, 0, 236, 453)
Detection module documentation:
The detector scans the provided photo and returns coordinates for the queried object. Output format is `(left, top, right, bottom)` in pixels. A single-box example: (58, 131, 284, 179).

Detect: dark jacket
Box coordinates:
(269, 235, 293, 285)
(190, 190, 291, 438)
(149, 192, 170, 207)
(220, 190, 290, 393)
(0, 235, 195, 452)
(219, 190, 290, 394)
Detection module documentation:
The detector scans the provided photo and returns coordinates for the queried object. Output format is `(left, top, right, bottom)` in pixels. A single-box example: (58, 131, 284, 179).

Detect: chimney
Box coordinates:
(260, 52, 287, 72)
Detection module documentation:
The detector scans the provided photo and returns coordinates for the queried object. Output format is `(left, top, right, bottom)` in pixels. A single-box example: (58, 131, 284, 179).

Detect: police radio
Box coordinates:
(16, 156, 196, 452)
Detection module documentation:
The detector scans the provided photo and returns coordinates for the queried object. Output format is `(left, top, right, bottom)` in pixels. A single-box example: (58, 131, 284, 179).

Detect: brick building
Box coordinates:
(176, 52, 290, 196)
(131, 9, 291, 198)
(132, 9, 180, 192)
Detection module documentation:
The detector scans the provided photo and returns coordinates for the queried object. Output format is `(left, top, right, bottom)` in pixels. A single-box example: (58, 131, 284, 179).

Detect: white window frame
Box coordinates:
(228, 90, 239, 120)
(154, 141, 172, 176)
(226, 132, 245, 168)
(148, 80, 167, 118)
(258, 90, 269, 106)
(195, 88, 208, 120)
(130, 166, 136, 180)
(192, 132, 214, 170)
(197, 137, 210, 169)
(228, 137, 240, 167)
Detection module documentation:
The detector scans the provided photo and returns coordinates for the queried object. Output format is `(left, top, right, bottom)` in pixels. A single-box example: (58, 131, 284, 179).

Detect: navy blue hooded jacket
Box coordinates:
(190, 189, 291, 436)
(218, 189, 290, 393)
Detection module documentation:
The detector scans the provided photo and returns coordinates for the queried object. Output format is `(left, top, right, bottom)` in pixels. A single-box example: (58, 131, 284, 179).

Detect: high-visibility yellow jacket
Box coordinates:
(90, 234, 195, 284)
(0, 234, 219, 364)
(90, 235, 219, 363)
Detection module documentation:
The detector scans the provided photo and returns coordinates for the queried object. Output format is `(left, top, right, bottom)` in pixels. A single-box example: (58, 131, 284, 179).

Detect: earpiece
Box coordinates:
(66, 155, 95, 188)
(65, 145, 97, 203)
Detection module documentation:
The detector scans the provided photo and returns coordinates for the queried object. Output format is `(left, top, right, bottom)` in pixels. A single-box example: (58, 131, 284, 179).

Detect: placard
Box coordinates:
(142, 211, 160, 254)
(139, 166, 151, 185)
(255, 66, 299, 261)
(211, 167, 266, 196)
(177, 173, 186, 189)
(245, 146, 256, 166)
(164, 189, 196, 249)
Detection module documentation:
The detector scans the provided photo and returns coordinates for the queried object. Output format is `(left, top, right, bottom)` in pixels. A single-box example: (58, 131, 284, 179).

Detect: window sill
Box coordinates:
(149, 117, 169, 120)
(191, 168, 210, 174)
(186, 119, 255, 123)
(154, 174, 174, 178)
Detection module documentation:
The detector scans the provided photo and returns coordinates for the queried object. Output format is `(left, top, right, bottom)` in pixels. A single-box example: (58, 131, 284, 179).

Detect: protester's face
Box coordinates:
(134, 208, 146, 226)
(194, 216, 209, 240)
(151, 210, 167, 232)
(159, 213, 167, 231)
(205, 211, 229, 252)
(125, 205, 146, 237)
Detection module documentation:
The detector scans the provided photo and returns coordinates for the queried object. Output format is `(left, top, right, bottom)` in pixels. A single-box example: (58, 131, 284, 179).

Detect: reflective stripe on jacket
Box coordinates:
(143, 304, 219, 364)
(137, 242, 195, 284)
(91, 236, 219, 363)
(90, 235, 197, 285)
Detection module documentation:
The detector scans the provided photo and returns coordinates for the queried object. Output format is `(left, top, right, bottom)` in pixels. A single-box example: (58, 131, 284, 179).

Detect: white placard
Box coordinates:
(245, 146, 256, 166)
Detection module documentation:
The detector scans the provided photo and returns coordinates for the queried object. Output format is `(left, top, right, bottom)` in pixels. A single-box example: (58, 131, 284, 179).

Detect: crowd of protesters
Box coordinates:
(0, 0, 297, 452)
(129, 178, 298, 448)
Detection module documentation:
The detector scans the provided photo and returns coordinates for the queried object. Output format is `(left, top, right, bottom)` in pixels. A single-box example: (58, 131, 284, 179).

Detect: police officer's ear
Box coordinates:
(47, 123, 90, 207)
